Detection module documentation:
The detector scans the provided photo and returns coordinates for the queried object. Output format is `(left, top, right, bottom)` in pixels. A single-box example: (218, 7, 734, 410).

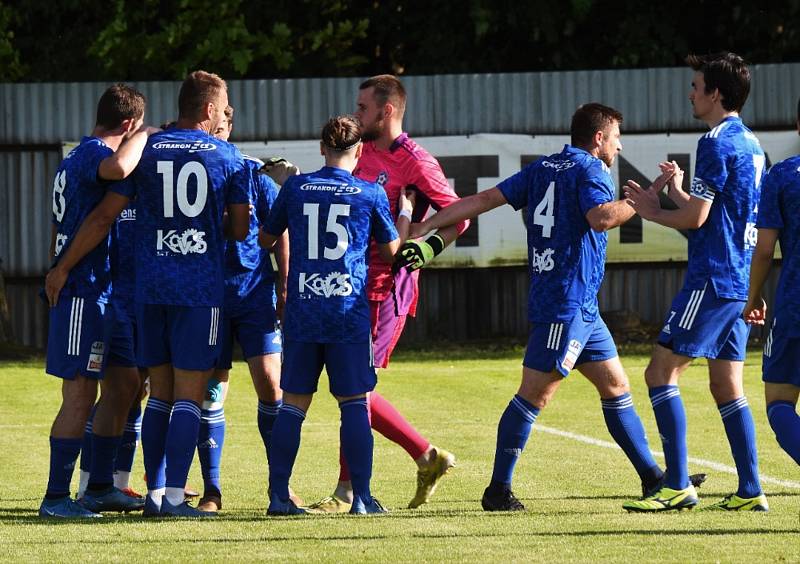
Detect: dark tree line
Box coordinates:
(1, 0, 798, 82)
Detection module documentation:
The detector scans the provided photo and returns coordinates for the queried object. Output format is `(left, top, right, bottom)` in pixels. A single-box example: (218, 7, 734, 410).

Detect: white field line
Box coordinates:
(536, 424, 800, 490)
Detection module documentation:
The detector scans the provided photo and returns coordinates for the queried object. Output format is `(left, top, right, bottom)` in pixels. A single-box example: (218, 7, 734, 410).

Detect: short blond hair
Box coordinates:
(178, 70, 227, 120)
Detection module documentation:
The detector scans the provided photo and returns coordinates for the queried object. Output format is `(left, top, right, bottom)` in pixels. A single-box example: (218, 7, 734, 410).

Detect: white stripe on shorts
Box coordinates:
(679, 284, 706, 330)
(68, 297, 84, 356)
(208, 307, 219, 346)
(547, 323, 563, 351)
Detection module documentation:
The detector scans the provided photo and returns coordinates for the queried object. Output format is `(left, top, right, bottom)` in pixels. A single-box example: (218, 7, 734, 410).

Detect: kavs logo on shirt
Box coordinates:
(299, 272, 353, 297)
(156, 228, 208, 255)
(531, 247, 555, 273)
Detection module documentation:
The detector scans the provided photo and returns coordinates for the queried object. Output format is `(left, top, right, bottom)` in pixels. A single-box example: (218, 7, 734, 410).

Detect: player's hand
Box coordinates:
(659, 160, 684, 193)
(393, 239, 436, 273)
(44, 266, 68, 307)
(743, 296, 767, 325)
(259, 157, 300, 186)
(399, 185, 416, 214)
(623, 180, 663, 220)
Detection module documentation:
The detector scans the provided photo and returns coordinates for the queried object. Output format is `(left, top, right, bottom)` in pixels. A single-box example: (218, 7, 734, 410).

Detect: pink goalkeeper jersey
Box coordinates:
(354, 133, 467, 313)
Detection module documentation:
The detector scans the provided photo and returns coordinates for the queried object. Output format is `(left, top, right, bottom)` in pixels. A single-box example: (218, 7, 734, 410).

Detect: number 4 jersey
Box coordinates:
(497, 144, 615, 324)
(112, 128, 250, 307)
(264, 166, 398, 343)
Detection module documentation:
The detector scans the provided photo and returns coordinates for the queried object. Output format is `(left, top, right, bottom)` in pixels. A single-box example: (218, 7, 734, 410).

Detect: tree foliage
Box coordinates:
(1, 0, 798, 82)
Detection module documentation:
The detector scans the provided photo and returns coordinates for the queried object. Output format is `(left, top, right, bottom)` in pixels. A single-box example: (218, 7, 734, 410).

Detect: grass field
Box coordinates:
(1, 348, 799, 562)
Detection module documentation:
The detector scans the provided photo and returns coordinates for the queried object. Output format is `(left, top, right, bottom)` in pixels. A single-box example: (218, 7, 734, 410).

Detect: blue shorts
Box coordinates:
(523, 314, 617, 377)
(136, 303, 222, 371)
(215, 305, 281, 370)
(657, 284, 749, 360)
(46, 295, 107, 380)
(762, 317, 800, 387)
(281, 340, 376, 397)
(105, 299, 137, 368)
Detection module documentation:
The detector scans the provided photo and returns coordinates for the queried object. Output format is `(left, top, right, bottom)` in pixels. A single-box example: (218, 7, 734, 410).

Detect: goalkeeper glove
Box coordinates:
(259, 157, 300, 186)
(393, 234, 445, 273)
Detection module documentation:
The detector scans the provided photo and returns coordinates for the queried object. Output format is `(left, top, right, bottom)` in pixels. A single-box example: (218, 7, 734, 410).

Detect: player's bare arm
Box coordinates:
(274, 231, 289, 321)
(259, 226, 280, 250)
(411, 187, 508, 239)
(45, 191, 131, 306)
(378, 237, 403, 263)
(624, 174, 710, 230)
(227, 203, 250, 241)
(395, 188, 415, 241)
(744, 227, 779, 325)
(49, 224, 57, 262)
(585, 200, 637, 232)
(97, 124, 160, 181)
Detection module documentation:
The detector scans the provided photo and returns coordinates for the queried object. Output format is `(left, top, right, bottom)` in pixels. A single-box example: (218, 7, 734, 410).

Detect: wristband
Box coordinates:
(425, 233, 445, 256)
(398, 209, 412, 221)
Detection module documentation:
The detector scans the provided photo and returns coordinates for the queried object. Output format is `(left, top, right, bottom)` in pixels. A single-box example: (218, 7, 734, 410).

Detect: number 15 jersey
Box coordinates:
(112, 128, 250, 307)
(264, 166, 398, 343)
(497, 144, 615, 324)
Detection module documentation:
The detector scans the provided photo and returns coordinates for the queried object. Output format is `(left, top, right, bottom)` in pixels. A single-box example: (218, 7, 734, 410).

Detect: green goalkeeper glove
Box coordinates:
(393, 234, 446, 273)
(259, 157, 300, 186)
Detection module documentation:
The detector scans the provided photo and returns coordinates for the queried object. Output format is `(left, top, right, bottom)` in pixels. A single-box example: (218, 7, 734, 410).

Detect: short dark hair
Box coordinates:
(359, 74, 407, 114)
(224, 105, 234, 125)
(178, 70, 227, 120)
(686, 52, 751, 113)
(95, 83, 145, 130)
(570, 103, 623, 147)
(321, 115, 361, 151)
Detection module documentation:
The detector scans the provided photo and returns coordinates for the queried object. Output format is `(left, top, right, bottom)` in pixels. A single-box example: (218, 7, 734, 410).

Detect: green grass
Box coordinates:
(1, 349, 799, 562)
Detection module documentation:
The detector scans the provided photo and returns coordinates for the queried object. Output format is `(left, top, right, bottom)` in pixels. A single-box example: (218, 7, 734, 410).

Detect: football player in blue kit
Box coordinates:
(260, 115, 413, 515)
(45, 70, 251, 518)
(40, 83, 154, 518)
(406, 103, 694, 512)
(624, 52, 767, 512)
(743, 98, 800, 510)
(194, 105, 293, 512)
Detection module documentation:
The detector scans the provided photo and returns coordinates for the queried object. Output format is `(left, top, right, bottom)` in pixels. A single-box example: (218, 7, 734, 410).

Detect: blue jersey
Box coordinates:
(686, 116, 764, 300)
(757, 156, 800, 331)
(222, 156, 279, 314)
(112, 128, 250, 307)
(264, 166, 398, 343)
(108, 201, 137, 307)
(51, 137, 114, 302)
(498, 145, 614, 323)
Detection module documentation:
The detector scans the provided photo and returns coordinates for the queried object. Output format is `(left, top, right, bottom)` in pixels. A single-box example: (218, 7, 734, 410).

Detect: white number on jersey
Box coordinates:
(158, 161, 209, 218)
(52, 170, 67, 222)
(303, 203, 351, 260)
(752, 154, 765, 190)
(533, 181, 555, 238)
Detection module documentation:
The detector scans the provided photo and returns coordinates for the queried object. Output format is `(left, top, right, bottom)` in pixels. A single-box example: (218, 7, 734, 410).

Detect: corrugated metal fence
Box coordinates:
(2, 65, 797, 348)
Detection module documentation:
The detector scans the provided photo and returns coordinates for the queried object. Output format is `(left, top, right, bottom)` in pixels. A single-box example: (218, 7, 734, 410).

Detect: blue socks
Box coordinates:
(165, 400, 202, 490)
(339, 398, 374, 503)
(198, 406, 225, 496)
(258, 400, 282, 461)
(268, 404, 306, 501)
(490, 394, 539, 489)
(88, 434, 121, 491)
(767, 401, 800, 465)
(602, 393, 662, 486)
(649, 385, 689, 490)
(46, 437, 82, 498)
(142, 397, 172, 491)
(719, 397, 762, 498)
(115, 405, 142, 474)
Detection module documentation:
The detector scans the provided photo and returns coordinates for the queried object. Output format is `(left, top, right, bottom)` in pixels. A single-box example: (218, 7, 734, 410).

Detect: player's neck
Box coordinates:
(325, 159, 356, 173)
(92, 127, 125, 151)
(705, 108, 738, 130)
(175, 118, 213, 133)
(374, 122, 404, 151)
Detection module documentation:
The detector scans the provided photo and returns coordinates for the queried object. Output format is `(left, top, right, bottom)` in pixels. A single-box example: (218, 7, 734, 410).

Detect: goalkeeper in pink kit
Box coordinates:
(308, 75, 470, 512)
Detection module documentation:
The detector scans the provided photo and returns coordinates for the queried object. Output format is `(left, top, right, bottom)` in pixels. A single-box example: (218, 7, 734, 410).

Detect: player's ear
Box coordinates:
(594, 129, 604, 148)
(355, 142, 363, 159)
(384, 103, 394, 120)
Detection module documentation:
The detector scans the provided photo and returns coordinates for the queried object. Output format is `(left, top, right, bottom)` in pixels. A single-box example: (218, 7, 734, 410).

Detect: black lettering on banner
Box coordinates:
(437, 156, 499, 247)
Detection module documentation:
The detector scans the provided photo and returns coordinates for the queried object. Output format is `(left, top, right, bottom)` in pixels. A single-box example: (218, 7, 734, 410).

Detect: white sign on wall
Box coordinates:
(239, 130, 800, 266)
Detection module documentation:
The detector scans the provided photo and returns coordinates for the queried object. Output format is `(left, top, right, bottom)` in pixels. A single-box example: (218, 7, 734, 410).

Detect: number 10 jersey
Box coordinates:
(112, 128, 250, 307)
(497, 144, 615, 324)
